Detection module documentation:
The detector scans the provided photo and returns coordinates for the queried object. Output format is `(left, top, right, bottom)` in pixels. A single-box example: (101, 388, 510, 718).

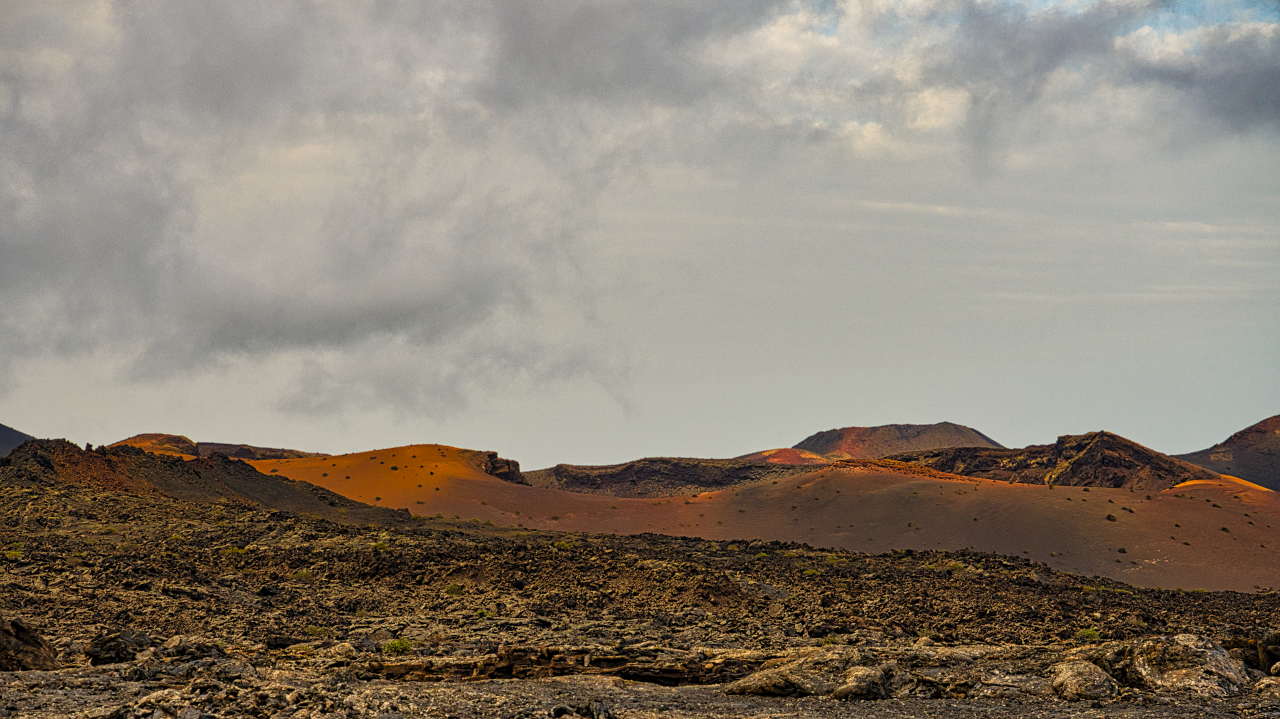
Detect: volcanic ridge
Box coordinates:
(885, 431, 1223, 491)
(1177, 414, 1280, 491)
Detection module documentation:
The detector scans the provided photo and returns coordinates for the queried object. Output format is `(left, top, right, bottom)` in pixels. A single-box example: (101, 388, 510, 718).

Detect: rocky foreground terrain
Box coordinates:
(5, 465, 1280, 717)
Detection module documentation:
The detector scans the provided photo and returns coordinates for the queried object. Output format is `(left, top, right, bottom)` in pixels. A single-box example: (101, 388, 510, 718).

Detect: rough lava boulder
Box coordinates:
(0, 614, 57, 671)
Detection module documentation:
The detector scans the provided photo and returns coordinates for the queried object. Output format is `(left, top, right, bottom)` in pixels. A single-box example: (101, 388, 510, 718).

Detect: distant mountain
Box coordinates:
(111, 433, 326, 460)
(1175, 414, 1280, 491)
(886, 431, 1221, 491)
(0, 423, 34, 457)
(793, 422, 1004, 460)
(0, 439, 410, 527)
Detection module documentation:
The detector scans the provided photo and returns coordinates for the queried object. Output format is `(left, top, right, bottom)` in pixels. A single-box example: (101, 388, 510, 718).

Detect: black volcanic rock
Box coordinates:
(1176, 415, 1280, 491)
(0, 615, 57, 671)
(0, 422, 34, 458)
(85, 628, 155, 665)
(886, 431, 1221, 490)
(475, 451, 524, 485)
(793, 422, 1003, 460)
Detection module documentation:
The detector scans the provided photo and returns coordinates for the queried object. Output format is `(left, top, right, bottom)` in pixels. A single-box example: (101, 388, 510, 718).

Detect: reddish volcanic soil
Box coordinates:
(256, 448, 1278, 593)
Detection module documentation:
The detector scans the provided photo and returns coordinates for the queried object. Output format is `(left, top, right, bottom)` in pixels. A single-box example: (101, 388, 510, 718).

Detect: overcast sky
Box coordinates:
(2, 0, 1277, 468)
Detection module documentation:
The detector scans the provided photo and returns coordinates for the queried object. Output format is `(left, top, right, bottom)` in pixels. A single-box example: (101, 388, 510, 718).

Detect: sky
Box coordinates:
(1, 0, 1277, 469)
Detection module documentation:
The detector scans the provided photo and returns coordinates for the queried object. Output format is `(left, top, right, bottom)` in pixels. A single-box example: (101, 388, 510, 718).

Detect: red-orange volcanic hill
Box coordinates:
(253, 447, 1278, 593)
(793, 422, 1003, 459)
(248, 444, 522, 510)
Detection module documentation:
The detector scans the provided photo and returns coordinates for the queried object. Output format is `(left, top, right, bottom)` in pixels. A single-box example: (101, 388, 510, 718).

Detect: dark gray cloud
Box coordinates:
(925, 0, 1163, 160)
(1131, 25, 1280, 131)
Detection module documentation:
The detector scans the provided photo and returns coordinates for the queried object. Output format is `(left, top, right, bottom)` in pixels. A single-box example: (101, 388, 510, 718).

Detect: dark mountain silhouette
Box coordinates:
(0, 423, 34, 457)
(0, 439, 409, 527)
(1176, 414, 1280, 490)
(885, 431, 1221, 491)
(111, 433, 326, 460)
(793, 422, 1004, 459)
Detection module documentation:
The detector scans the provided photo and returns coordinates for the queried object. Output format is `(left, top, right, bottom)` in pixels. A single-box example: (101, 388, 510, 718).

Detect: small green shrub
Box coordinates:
(291, 569, 316, 583)
(372, 542, 388, 551)
(443, 583, 463, 596)
(1075, 628, 1101, 642)
(382, 639, 413, 656)
(803, 568, 820, 576)
(219, 546, 246, 556)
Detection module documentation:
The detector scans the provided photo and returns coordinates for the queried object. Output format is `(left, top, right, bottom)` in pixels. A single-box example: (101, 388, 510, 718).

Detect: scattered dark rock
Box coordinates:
(3, 458, 1280, 717)
(264, 635, 304, 650)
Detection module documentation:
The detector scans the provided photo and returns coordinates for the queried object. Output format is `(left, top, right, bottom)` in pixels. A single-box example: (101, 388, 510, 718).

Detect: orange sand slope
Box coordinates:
(256, 447, 1278, 593)
(249, 444, 505, 508)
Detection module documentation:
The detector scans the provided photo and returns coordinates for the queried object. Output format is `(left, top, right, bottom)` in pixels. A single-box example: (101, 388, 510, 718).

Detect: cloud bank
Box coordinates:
(1, 0, 1275, 418)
